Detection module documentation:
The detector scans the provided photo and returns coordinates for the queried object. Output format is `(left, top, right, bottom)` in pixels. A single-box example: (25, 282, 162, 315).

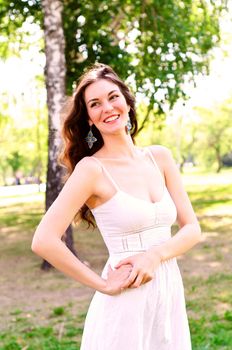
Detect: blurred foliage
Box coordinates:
(0, 84, 48, 185)
(137, 97, 232, 173)
(194, 100, 232, 172)
(0, 0, 42, 57)
(0, 0, 228, 126)
(6, 151, 25, 174)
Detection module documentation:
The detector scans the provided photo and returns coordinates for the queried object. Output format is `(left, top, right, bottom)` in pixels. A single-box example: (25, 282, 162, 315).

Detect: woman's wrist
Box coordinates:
(98, 280, 116, 296)
(95, 278, 108, 294)
(147, 246, 164, 263)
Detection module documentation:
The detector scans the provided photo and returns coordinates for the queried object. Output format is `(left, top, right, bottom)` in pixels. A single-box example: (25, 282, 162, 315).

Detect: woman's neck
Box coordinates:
(95, 134, 138, 160)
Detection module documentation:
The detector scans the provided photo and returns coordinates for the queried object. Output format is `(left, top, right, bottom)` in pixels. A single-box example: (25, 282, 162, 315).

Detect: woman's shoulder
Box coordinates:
(147, 144, 173, 160)
(143, 145, 179, 183)
(145, 145, 175, 170)
(73, 156, 102, 177)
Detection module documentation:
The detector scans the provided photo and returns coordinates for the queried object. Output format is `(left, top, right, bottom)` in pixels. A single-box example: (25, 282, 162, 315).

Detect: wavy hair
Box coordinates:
(60, 63, 138, 227)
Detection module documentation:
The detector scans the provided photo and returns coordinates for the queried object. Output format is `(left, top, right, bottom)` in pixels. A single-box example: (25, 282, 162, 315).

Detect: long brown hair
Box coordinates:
(60, 63, 138, 227)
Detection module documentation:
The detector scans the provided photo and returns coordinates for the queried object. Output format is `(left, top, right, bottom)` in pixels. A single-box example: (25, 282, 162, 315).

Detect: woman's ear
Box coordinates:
(127, 105, 130, 113)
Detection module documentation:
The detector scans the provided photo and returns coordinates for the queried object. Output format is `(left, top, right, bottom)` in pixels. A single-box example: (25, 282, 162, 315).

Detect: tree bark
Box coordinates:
(41, 0, 77, 270)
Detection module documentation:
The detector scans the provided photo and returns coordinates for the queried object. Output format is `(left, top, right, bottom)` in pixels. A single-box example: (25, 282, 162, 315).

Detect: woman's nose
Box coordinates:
(102, 100, 114, 113)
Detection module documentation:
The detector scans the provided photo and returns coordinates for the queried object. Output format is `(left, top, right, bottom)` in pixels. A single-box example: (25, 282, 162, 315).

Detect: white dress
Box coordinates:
(80, 148, 192, 350)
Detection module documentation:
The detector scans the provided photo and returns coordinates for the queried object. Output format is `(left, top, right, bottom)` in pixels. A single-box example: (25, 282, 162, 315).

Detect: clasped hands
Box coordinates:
(103, 249, 161, 296)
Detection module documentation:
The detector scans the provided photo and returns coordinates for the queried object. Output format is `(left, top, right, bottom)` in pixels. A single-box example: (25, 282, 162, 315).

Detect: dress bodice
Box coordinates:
(90, 147, 177, 254)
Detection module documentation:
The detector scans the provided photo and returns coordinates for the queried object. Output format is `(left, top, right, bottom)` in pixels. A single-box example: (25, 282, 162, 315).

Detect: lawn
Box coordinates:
(0, 170, 231, 349)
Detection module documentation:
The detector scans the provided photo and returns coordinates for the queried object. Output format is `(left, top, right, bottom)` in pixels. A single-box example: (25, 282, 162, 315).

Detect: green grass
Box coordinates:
(0, 312, 84, 350)
(0, 303, 86, 350)
(0, 170, 232, 349)
(189, 314, 232, 350)
(187, 184, 232, 212)
(0, 200, 44, 230)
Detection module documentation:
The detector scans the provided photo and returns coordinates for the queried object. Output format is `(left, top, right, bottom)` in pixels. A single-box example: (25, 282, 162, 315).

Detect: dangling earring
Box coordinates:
(85, 126, 97, 149)
(126, 118, 132, 134)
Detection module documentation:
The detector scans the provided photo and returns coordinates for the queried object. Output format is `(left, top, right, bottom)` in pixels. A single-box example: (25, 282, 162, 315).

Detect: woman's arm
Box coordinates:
(148, 145, 201, 261)
(32, 157, 130, 295)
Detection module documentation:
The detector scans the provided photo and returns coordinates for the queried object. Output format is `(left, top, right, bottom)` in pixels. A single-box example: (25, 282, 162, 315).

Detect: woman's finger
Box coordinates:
(129, 273, 144, 288)
(121, 269, 137, 288)
(115, 257, 132, 269)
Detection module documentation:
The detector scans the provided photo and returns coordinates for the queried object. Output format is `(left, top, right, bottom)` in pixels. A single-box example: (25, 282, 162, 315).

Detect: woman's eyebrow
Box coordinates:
(87, 90, 119, 105)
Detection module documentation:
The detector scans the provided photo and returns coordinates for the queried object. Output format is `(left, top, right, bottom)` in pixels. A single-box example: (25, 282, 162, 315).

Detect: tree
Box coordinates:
(0, 1, 228, 124)
(41, 0, 76, 269)
(62, 0, 228, 122)
(6, 151, 24, 184)
(195, 100, 232, 172)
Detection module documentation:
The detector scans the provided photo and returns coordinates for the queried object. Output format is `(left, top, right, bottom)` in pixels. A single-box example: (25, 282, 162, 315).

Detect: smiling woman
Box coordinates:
(84, 80, 130, 135)
(31, 63, 201, 350)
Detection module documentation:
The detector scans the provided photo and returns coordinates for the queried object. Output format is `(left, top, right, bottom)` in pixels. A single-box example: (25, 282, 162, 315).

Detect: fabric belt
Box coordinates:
(105, 226, 172, 254)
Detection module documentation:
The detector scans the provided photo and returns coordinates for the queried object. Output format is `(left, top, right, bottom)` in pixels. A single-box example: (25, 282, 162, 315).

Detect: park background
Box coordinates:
(0, 1, 232, 349)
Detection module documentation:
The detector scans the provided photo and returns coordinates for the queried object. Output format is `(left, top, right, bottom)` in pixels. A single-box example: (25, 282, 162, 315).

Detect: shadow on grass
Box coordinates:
(187, 184, 232, 211)
(0, 203, 44, 231)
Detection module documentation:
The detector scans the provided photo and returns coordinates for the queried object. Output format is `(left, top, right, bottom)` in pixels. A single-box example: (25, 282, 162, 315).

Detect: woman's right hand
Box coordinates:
(102, 264, 132, 295)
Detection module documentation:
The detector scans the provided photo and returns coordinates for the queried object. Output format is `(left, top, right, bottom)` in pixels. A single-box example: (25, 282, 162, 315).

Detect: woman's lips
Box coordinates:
(104, 114, 120, 123)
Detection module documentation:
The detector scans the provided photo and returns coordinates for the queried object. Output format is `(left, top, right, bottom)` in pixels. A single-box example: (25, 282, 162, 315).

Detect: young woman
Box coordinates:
(32, 63, 201, 349)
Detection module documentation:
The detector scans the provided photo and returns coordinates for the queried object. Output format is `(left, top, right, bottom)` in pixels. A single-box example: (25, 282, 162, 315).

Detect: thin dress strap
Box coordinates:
(145, 147, 165, 186)
(91, 156, 120, 191)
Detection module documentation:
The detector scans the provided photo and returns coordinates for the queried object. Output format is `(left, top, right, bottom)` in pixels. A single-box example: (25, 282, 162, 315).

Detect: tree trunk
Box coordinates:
(41, 0, 77, 270)
(216, 150, 222, 173)
(179, 156, 186, 173)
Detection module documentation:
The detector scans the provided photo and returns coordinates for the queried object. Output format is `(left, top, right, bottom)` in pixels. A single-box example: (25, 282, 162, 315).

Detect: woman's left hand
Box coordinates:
(115, 249, 161, 289)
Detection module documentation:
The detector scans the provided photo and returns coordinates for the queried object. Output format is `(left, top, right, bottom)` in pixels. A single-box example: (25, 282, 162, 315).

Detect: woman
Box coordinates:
(32, 63, 201, 349)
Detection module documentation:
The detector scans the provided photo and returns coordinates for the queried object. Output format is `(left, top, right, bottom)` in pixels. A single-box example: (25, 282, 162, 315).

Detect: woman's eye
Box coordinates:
(110, 94, 119, 100)
(90, 102, 99, 108)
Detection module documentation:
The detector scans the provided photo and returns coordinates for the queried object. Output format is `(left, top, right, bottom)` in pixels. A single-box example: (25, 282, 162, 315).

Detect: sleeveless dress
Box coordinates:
(80, 147, 192, 350)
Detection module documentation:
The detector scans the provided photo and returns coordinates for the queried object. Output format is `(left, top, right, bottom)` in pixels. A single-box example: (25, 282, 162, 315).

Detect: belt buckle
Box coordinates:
(122, 237, 129, 251)
(122, 233, 144, 251)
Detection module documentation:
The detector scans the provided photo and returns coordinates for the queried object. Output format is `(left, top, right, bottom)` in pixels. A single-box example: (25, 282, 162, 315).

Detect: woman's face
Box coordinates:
(84, 79, 130, 135)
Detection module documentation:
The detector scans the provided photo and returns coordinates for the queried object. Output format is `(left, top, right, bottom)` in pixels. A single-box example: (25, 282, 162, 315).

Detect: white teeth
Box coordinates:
(104, 115, 119, 123)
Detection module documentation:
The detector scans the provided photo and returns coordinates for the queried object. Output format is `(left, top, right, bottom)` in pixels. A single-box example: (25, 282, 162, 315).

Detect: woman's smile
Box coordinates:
(104, 114, 120, 123)
(84, 79, 130, 133)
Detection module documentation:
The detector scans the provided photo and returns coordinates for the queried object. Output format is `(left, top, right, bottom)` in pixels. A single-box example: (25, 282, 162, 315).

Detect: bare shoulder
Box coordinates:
(72, 156, 102, 178)
(57, 156, 103, 208)
(148, 145, 175, 171)
(63, 156, 103, 196)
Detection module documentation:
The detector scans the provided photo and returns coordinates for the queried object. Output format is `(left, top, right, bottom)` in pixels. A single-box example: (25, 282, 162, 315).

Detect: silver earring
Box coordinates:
(85, 126, 97, 149)
(126, 118, 132, 134)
